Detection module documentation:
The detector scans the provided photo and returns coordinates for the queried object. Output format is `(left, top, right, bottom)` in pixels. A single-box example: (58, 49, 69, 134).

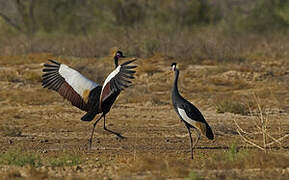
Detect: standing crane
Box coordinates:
(170, 62, 214, 159)
(42, 51, 137, 148)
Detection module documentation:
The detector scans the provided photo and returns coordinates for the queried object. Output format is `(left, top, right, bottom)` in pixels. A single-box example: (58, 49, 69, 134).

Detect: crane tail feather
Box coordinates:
(81, 110, 98, 121)
(205, 123, 214, 140)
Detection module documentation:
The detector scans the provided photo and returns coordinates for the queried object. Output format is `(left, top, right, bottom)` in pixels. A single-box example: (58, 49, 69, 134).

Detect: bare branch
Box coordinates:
(235, 128, 265, 151)
(234, 118, 264, 149)
(29, 0, 36, 34)
(266, 134, 289, 147)
(234, 93, 287, 153)
(0, 11, 22, 32)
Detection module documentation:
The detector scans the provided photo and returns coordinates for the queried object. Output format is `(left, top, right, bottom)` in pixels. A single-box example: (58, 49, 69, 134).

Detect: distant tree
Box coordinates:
(241, 0, 289, 32)
(0, 0, 37, 36)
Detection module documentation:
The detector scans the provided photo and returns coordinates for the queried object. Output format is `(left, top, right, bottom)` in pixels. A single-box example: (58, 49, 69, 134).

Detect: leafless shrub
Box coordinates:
(234, 94, 289, 153)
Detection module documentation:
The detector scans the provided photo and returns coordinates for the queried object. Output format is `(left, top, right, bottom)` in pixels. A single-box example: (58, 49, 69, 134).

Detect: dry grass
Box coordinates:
(206, 150, 289, 170)
(0, 53, 288, 179)
(216, 100, 249, 115)
(3, 170, 22, 179)
(0, 88, 61, 105)
(137, 56, 164, 75)
(0, 53, 54, 65)
(118, 149, 289, 179)
(0, 69, 21, 82)
(25, 167, 48, 180)
(0, 125, 22, 137)
(22, 71, 42, 83)
(234, 95, 289, 152)
(119, 155, 191, 178)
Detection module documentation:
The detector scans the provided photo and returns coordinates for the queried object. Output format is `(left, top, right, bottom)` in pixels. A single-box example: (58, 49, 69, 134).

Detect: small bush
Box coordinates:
(215, 100, 249, 115)
(1, 126, 22, 137)
(0, 149, 42, 167)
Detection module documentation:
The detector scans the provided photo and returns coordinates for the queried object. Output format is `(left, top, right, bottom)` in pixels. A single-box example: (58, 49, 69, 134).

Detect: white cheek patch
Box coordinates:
(59, 64, 99, 97)
(177, 108, 197, 127)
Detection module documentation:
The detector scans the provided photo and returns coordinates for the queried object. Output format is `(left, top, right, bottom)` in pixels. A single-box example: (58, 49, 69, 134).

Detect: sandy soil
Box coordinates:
(0, 55, 288, 179)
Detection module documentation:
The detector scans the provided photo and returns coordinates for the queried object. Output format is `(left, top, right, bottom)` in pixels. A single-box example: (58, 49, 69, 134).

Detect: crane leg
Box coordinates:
(186, 126, 194, 159)
(89, 114, 104, 149)
(192, 128, 200, 149)
(103, 115, 125, 139)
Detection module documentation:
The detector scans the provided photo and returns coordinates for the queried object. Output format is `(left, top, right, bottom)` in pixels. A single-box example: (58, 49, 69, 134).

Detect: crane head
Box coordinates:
(115, 51, 125, 58)
(114, 50, 126, 68)
(171, 62, 177, 71)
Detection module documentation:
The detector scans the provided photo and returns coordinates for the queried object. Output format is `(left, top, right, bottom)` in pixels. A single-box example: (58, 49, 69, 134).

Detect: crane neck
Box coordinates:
(114, 56, 119, 68)
(173, 69, 180, 95)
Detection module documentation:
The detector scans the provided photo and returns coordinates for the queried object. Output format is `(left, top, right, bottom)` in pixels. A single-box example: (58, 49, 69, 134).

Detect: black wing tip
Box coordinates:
(48, 59, 61, 65)
(42, 68, 58, 72)
(121, 58, 137, 66)
(123, 65, 137, 69)
(44, 64, 59, 68)
(42, 59, 61, 72)
(124, 70, 136, 74)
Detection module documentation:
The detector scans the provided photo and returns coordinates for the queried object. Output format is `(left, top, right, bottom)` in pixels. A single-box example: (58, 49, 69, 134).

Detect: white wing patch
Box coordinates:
(101, 65, 121, 92)
(59, 64, 99, 97)
(178, 108, 197, 127)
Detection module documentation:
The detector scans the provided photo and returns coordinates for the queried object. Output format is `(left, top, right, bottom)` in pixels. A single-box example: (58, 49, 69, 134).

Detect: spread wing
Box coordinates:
(42, 59, 101, 112)
(100, 59, 137, 103)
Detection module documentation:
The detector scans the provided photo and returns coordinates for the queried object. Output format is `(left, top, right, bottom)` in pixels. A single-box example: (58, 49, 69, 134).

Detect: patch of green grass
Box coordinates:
(211, 143, 248, 164)
(226, 143, 247, 162)
(0, 149, 42, 167)
(215, 100, 249, 115)
(48, 153, 82, 167)
(186, 171, 203, 180)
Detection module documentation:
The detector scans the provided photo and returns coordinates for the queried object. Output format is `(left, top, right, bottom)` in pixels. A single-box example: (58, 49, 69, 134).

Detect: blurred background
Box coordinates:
(0, 0, 289, 62)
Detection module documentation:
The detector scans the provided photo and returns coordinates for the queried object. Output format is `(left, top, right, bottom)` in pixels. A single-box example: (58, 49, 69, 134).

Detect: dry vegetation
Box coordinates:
(0, 0, 288, 179)
(0, 52, 288, 179)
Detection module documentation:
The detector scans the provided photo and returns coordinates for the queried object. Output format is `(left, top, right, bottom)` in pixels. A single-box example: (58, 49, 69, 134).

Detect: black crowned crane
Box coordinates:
(170, 62, 214, 159)
(42, 51, 137, 148)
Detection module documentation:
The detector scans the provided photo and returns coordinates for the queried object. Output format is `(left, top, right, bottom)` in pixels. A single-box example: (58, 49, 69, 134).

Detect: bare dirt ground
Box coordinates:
(0, 54, 288, 179)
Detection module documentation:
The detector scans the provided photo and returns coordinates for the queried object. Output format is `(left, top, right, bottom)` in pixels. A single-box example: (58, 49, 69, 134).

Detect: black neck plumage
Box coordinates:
(173, 69, 180, 95)
(114, 56, 119, 68)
